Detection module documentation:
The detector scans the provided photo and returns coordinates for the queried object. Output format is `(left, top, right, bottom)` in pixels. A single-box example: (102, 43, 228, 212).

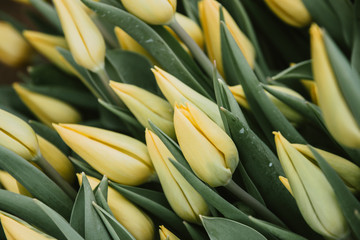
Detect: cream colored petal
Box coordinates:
(0, 171, 21, 194)
(159, 225, 180, 240)
(175, 13, 204, 49)
(228, 85, 250, 109)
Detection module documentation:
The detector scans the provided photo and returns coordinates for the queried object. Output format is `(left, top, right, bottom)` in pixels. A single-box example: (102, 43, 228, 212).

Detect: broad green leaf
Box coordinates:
(201, 216, 267, 240)
(271, 60, 313, 81)
(94, 176, 109, 201)
(70, 180, 86, 237)
(221, 22, 306, 145)
(94, 188, 113, 216)
(310, 147, 360, 239)
(35, 199, 84, 240)
(182, 0, 200, 24)
(0, 146, 73, 219)
(29, 0, 62, 33)
(82, 0, 210, 98)
(183, 222, 208, 240)
(69, 157, 103, 179)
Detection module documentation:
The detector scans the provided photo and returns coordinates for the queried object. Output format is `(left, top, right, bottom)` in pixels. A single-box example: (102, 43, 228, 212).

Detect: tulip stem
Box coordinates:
(225, 179, 286, 228)
(96, 68, 123, 106)
(169, 19, 221, 81)
(34, 154, 77, 200)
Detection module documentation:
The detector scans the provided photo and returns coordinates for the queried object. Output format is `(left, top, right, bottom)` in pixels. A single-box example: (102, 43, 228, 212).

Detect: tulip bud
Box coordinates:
(0, 21, 32, 67)
(23, 31, 78, 75)
(292, 144, 360, 192)
(229, 85, 304, 124)
(37, 134, 75, 184)
(121, 0, 177, 25)
(0, 109, 39, 161)
(151, 66, 223, 128)
(77, 174, 154, 240)
(54, 124, 154, 185)
(264, 0, 311, 28)
(0, 214, 56, 240)
(301, 80, 318, 105)
(174, 103, 239, 187)
(110, 81, 175, 138)
(159, 225, 180, 240)
(114, 27, 157, 64)
(146, 130, 209, 223)
(274, 132, 349, 239)
(53, 0, 106, 72)
(13, 83, 82, 128)
(310, 24, 360, 148)
(278, 176, 293, 196)
(0, 170, 31, 196)
(198, 0, 255, 76)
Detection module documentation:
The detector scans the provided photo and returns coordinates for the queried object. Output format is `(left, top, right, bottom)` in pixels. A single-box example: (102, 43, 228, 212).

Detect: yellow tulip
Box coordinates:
(0, 21, 32, 67)
(274, 132, 349, 239)
(53, 0, 105, 72)
(110, 81, 175, 138)
(229, 84, 304, 123)
(151, 66, 223, 128)
(0, 109, 39, 161)
(0, 213, 55, 240)
(198, 0, 255, 76)
(174, 103, 239, 187)
(77, 174, 154, 240)
(146, 130, 209, 223)
(54, 124, 155, 185)
(278, 176, 293, 196)
(121, 0, 177, 25)
(13, 83, 82, 128)
(310, 24, 360, 148)
(0, 170, 31, 196)
(301, 80, 318, 105)
(292, 144, 360, 191)
(37, 134, 75, 184)
(264, 0, 311, 27)
(159, 225, 180, 240)
(23, 31, 78, 75)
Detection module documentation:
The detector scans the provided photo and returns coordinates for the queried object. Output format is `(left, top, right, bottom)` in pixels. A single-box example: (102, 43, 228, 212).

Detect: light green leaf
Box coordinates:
(271, 60, 313, 81)
(29, 0, 62, 33)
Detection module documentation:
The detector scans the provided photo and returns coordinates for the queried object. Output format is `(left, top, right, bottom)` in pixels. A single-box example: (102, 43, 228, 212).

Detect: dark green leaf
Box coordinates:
(351, 0, 360, 74)
(183, 222, 208, 240)
(271, 60, 313, 81)
(69, 156, 103, 179)
(70, 180, 86, 236)
(0, 11, 25, 32)
(29, 0, 62, 33)
(182, 0, 200, 24)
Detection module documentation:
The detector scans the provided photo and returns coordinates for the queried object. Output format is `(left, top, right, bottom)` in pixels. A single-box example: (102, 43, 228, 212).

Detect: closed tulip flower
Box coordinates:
(159, 225, 180, 240)
(0, 214, 56, 240)
(54, 0, 105, 72)
(152, 66, 223, 128)
(23, 31, 78, 75)
(264, 0, 311, 27)
(146, 130, 209, 223)
(0, 21, 32, 67)
(0, 109, 39, 161)
(13, 83, 82, 127)
(0, 170, 31, 196)
(110, 81, 175, 138)
(174, 103, 239, 187)
(54, 124, 155, 185)
(77, 174, 154, 240)
(310, 24, 360, 148)
(121, 0, 176, 25)
(301, 80, 318, 105)
(198, 0, 255, 76)
(274, 132, 349, 239)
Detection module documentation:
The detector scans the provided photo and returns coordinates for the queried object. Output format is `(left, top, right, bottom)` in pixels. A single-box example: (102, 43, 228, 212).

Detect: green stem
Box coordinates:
(96, 68, 123, 106)
(225, 179, 286, 228)
(33, 154, 76, 200)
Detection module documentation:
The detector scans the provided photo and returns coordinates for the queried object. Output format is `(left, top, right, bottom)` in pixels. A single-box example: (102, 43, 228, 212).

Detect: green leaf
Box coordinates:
(69, 157, 103, 179)
(221, 22, 306, 145)
(183, 222, 208, 240)
(182, 0, 200, 24)
(0, 146, 73, 219)
(82, 0, 210, 99)
(35, 199, 84, 240)
(0, 11, 25, 32)
(271, 60, 313, 81)
(310, 147, 360, 239)
(70, 179, 86, 237)
(351, 1, 360, 74)
(29, 0, 62, 33)
(201, 216, 267, 240)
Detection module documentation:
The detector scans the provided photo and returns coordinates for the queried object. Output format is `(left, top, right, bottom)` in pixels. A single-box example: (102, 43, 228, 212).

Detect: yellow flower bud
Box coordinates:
(159, 225, 180, 240)
(310, 24, 360, 148)
(278, 176, 293, 196)
(54, 0, 106, 72)
(264, 0, 311, 27)
(146, 130, 209, 223)
(292, 144, 360, 192)
(0, 170, 31, 196)
(151, 66, 223, 128)
(198, 0, 255, 76)
(174, 103, 239, 187)
(114, 27, 157, 64)
(77, 174, 154, 240)
(37, 134, 75, 184)
(121, 0, 177, 25)
(23, 31, 78, 75)
(13, 83, 82, 128)
(0, 214, 56, 240)
(274, 132, 349, 239)
(0, 109, 39, 161)
(0, 21, 32, 67)
(110, 81, 175, 138)
(301, 80, 318, 105)
(54, 124, 154, 185)
(229, 85, 304, 123)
